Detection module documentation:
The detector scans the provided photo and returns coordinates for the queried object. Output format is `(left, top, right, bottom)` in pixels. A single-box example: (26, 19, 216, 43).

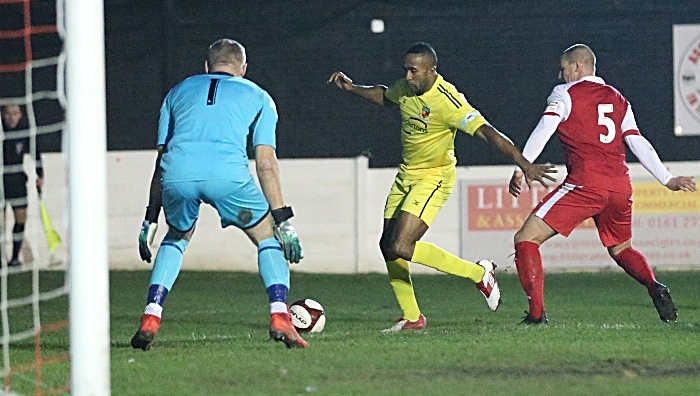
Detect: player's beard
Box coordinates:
(407, 82, 423, 95)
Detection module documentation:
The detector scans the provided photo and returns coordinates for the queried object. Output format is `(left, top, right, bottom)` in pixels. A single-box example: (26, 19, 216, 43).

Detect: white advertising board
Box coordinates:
(460, 178, 700, 270)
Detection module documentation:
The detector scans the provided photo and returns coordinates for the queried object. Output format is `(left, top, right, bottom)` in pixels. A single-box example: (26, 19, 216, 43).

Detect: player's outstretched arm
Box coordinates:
(327, 71, 392, 106)
(474, 124, 557, 194)
(138, 147, 164, 263)
(506, 114, 560, 197)
(255, 145, 304, 263)
(624, 134, 697, 193)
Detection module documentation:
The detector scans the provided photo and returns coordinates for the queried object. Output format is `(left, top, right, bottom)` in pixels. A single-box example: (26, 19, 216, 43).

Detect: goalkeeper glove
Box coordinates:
(139, 220, 158, 263)
(271, 206, 304, 264)
(139, 206, 160, 263)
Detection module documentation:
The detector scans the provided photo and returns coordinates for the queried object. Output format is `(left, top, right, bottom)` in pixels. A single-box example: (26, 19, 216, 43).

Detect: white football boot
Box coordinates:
(475, 259, 501, 311)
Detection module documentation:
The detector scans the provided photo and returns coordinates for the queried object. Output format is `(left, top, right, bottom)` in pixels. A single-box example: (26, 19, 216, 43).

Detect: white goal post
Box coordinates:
(65, 0, 111, 394)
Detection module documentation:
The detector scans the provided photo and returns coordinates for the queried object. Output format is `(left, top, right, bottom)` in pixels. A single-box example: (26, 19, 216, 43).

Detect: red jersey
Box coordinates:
(544, 76, 641, 193)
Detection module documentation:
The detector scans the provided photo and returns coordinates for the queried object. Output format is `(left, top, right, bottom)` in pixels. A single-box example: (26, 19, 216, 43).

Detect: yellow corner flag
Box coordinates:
(40, 200, 62, 253)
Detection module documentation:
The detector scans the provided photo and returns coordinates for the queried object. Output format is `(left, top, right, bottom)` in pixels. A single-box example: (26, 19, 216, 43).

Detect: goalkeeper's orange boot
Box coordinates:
(131, 314, 161, 351)
(269, 312, 309, 348)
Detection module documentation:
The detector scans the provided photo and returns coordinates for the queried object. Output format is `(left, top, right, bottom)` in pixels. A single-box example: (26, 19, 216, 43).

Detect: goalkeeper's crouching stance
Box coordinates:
(132, 38, 308, 350)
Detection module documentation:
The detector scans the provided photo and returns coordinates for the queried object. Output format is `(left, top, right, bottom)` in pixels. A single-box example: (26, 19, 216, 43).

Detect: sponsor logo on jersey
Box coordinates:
(545, 100, 561, 113)
(237, 209, 253, 225)
(460, 111, 480, 129)
(14, 142, 24, 155)
(403, 117, 428, 134)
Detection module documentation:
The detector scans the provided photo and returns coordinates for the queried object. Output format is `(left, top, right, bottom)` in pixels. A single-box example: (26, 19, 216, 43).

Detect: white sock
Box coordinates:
(270, 302, 287, 314)
(144, 303, 163, 318)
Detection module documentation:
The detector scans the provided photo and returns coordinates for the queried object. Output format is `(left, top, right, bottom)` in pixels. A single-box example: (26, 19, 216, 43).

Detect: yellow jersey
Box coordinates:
(384, 74, 488, 176)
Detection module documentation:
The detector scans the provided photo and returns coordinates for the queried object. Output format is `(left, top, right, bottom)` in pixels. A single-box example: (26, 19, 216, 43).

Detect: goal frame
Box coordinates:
(65, 0, 111, 394)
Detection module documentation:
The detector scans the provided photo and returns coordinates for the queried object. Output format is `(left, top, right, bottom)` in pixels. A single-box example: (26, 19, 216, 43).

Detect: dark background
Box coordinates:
(2, 1, 700, 167)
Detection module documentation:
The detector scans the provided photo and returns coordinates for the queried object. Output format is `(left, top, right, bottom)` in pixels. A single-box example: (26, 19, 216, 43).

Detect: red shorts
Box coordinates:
(533, 183, 632, 247)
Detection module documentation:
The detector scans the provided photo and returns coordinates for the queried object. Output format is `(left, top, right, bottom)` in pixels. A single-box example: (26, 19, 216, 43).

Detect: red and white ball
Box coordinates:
(289, 299, 325, 333)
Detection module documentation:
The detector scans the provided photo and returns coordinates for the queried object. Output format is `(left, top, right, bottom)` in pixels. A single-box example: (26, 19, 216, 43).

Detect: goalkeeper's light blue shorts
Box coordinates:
(161, 177, 270, 232)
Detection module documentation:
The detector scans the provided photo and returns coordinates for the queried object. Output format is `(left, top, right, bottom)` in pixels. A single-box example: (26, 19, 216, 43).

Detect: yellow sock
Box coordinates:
(411, 241, 485, 282)
(386, 258, 421, 321)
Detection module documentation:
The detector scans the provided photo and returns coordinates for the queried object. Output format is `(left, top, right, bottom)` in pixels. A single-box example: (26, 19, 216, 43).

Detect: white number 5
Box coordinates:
(598, 104, 615, 144)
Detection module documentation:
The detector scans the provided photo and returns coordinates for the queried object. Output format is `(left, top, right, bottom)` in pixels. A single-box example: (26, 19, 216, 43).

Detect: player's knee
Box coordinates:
(380, 241, 410, 261)
(166, 225, 194, 242)
(379, 243, 397, 261)
(379, 235, 394, 260)
(514, 228, 529, 244)
(388, 240, 413, 261)
(160, 237, 189, 255)
(608, 240, 632, 259)
(514, 227, 549, 245)
(379, 230, 414, 261)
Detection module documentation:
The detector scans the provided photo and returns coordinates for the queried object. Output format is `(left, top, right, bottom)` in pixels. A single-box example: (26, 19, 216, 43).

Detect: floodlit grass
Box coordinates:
(7, 270, 700, 395)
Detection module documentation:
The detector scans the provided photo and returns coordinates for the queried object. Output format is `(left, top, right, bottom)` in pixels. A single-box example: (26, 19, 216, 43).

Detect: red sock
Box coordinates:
(515, 241, 545, 319)
(614, 248, 656, 291)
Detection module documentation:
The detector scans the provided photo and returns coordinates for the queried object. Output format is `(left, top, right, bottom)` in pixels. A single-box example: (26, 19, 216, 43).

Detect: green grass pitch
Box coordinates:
(7, 269, 700, 395)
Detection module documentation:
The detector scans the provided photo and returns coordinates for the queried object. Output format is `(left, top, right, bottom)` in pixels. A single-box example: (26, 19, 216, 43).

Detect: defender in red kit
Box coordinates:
(509, 44, 697, 324)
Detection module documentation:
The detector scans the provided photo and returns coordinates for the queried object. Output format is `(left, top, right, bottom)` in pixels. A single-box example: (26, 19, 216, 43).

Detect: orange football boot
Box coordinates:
(269, 312, 309, 348)
(131, 314, 161, 351)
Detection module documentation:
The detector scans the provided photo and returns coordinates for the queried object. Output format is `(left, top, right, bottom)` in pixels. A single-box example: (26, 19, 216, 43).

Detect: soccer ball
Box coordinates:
(289, 299, 325, 333)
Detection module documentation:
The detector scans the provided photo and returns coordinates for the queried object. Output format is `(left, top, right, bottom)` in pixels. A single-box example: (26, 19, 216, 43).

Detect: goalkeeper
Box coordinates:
(132, 38, 308, 350)
(1, 104, 44, 267)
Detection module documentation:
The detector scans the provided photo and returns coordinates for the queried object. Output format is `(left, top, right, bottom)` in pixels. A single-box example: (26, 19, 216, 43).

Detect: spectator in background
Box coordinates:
(1, 104, 44, 267)
(510, 44, 697, 324)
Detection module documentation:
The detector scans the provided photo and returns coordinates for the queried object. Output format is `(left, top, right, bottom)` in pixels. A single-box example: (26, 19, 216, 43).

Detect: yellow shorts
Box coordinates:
(383, 167, 455, 226)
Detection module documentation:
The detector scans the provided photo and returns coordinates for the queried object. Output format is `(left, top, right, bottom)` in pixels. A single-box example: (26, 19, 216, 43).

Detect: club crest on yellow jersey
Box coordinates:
(421, 105, 431, 119)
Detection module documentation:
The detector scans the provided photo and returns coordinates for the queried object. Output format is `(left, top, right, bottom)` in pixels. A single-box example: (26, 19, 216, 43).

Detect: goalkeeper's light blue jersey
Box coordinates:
(157, 72, 277, 182)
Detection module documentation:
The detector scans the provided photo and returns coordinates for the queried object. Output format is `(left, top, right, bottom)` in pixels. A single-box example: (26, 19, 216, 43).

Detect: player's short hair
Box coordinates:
(207, 39, 246, 69)
(561, 44, 596, 69)
(406, 42, 438, 67)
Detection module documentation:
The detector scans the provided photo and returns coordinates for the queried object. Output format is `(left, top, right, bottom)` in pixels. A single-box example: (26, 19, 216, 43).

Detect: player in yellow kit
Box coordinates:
(328, 42, 555, 331)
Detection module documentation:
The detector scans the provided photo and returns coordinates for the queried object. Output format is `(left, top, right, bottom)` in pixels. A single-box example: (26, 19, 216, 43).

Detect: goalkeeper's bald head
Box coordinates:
(207, 39, 247, 76)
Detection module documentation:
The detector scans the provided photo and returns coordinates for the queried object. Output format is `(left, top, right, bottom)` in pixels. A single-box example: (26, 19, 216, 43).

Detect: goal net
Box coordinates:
(0, 0, 70, 394)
